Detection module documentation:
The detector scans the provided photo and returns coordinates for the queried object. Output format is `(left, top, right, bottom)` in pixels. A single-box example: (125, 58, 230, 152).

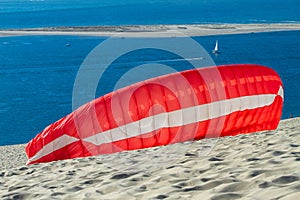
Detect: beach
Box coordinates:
(1, 23, 300, 37)
(1, 117, 299, 199)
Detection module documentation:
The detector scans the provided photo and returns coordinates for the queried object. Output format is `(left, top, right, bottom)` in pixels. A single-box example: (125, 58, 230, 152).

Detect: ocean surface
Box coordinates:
(0, 0, 300, 145)
(1, 31, 299, 145)
(0, 0, 300, 28)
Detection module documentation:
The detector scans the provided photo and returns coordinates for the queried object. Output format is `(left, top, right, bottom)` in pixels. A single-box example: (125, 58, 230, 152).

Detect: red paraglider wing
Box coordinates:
(25, 64, 283, 164)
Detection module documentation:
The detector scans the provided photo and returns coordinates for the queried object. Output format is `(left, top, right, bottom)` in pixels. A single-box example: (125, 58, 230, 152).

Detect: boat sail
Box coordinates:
(212, 40, 219, 54)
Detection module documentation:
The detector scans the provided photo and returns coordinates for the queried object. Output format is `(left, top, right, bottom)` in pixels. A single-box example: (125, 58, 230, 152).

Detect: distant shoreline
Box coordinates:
(1, 23, 300, 37)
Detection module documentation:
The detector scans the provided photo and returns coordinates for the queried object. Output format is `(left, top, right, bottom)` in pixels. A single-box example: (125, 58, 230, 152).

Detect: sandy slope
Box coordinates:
(1, 23, 300, 38)
(0, 117, 299, 199)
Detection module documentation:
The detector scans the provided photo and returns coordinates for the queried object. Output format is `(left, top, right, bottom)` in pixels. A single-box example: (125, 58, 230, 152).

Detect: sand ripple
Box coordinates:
(1, 118, 300, 199)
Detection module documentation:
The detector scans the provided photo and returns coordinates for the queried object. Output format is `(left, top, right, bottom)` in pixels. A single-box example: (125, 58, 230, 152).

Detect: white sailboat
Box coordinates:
(212, 40, 219, 54)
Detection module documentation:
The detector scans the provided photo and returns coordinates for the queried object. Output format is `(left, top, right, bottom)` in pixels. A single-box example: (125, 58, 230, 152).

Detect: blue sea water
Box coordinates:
(0, 0, 300, 145)
(1, 31, 299, 145)
(0, 0, 300, 28)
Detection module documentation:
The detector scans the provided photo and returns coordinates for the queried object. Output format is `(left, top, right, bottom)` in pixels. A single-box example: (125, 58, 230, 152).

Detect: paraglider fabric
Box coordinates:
(25, 64, 284, 164)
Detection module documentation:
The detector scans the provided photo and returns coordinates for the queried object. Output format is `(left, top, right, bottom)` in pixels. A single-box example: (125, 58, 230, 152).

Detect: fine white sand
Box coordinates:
(0, 117, 299, 199)
(1, 23, 300, 38)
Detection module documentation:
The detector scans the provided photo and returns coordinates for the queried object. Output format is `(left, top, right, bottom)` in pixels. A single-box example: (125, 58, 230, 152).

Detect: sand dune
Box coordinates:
(0, 117, 299, 199)
(1, 23, 300, 37)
